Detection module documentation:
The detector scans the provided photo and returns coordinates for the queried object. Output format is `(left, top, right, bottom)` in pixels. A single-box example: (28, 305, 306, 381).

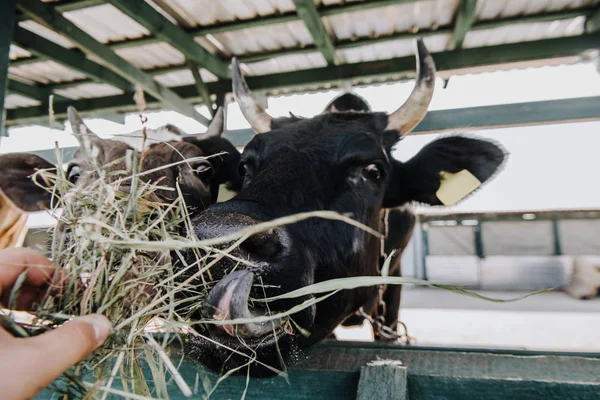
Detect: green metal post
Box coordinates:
(552, 219, 562, 256)
(420, 224, 429, 281)
(474, 223, 485, 259)
(451, 0, 479, 50)
(0, 0, 17, 136)
(293, 0, 339, 65)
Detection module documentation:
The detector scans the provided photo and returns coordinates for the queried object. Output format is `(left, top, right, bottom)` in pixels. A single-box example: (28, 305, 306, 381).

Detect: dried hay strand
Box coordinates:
(0, 147, 549, 399)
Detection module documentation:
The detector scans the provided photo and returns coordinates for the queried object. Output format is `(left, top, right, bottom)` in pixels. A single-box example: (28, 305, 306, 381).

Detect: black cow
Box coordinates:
(186, 38, 506, 376)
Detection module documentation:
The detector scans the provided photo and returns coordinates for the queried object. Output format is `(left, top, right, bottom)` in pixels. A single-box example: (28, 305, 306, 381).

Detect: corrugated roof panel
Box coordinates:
(476, 0, 600, 21)
(153, 68, 218, 87)
(155, 0, 296, 27)
(339, 33, 452, 64)
(212, 20, 314, 56)
(4, 94, 41, 109)
(9, 45, 32, 60)
(54, 83, 124, 100)
(18, 21, 74, 49)
(62, 4, 150, 43)
(323, 0, 459, 42)
(463, 17, 585, 48)
(115, 42, 186, 70)
(243, 52, 327, 76)
(9, 61, 86, 85)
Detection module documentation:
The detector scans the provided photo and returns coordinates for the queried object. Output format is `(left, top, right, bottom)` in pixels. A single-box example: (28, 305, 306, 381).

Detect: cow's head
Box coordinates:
(187, 39, 506, 375)
(0, 107, 242, 216)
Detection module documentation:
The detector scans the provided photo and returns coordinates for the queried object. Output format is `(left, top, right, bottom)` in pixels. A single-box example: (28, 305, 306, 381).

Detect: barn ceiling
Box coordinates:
(4, 0, 600, 128)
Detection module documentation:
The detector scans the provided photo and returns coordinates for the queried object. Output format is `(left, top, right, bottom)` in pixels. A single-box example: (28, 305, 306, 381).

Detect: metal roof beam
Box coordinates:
(451, 0, 479, 50)
(584, 8, 600, 32)
(22, 95, 600, 163)
(188, 61, 214, 116)
(40, 7, 593, 92)
(10, 5, 594, 71)
(15, 0, 105, 21)
(8, 33, 600, 125)
(293, 0, 338, 65)
(16, 0, 210, 126)
(13, 26, 134, 91)
(7, 79, 68, 103)
(0, 0, 17, 135)
(106, 0, 230, 79)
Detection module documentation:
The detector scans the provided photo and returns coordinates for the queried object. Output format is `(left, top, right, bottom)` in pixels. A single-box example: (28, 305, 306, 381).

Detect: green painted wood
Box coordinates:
(12, 26, 133, 92)
(293, 0, 338, 65)
(106, 0, 229, 79)
(452, 0, 479, 50)
(357, 361, 407, 400)
(33, 342, 600, 400)
(16, 0, 209, 126)
(0, 0, 17, 136)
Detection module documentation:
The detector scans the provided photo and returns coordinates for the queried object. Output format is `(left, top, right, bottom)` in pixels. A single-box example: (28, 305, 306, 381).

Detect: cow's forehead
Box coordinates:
(248, 112, 391, 154)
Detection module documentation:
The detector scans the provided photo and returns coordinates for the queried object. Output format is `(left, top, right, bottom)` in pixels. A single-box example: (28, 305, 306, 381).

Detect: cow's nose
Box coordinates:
(240, 228, 284, 260)
(194, 208, 288, 261)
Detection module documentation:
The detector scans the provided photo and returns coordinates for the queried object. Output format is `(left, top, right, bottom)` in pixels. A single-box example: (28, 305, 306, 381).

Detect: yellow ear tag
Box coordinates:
(436, 169, 481, 206)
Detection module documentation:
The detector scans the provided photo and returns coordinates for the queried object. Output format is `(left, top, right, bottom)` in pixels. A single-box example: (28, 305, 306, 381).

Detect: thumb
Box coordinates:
(15, 314, 111, 397)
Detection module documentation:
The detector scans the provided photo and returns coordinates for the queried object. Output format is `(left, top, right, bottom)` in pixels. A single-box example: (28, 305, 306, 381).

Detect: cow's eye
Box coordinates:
(194, 161, 212, 180)
(67, 165, 82, 184)
(363, 164, 382, 181)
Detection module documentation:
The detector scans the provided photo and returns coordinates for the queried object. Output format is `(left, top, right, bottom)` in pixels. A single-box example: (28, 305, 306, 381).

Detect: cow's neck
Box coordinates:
(0, 190, 29, 249)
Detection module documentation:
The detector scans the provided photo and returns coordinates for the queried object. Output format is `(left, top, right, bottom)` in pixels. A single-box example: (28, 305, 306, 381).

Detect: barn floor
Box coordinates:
(334, 287, 600, 352)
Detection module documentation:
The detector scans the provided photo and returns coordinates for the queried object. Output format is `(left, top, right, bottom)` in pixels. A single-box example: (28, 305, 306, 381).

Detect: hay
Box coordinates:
(0, 146, 548, 399)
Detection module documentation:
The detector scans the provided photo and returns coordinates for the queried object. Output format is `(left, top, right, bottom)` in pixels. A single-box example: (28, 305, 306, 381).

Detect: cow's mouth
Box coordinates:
(204, 270, 285, 338)
(189, 269, 306, 376)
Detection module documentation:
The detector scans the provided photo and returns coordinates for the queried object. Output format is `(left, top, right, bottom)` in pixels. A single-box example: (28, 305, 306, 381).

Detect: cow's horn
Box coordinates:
(67, 106, 101, 145)
(231, 58, 272, 134)
(197, 106, 225, 139)
(385, 38, 436, 136)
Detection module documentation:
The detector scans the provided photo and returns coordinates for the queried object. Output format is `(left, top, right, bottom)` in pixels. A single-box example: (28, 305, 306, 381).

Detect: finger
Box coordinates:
(8, 314, 111, 398)
(0, 248, 54, 287)
(0, 248, 54, 308)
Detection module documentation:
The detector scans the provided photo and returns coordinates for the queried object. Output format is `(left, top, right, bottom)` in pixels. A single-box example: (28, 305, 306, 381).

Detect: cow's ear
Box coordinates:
(384, 136, 506, 207)
(0, 153, 57, 212)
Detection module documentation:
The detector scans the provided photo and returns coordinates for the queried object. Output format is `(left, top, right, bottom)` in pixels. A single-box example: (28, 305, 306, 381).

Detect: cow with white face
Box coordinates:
(0, 106, 243, 242)
(183, 39, 507, 376)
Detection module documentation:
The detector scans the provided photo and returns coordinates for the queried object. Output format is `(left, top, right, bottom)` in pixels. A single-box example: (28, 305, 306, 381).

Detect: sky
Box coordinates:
(2, 60, 600, 228)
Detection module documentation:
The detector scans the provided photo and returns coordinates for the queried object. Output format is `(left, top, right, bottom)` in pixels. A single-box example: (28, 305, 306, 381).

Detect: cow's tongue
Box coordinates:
(205, 270, 281, 338)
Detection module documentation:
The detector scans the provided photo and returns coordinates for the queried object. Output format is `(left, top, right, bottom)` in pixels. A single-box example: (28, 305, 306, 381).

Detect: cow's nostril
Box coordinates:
(240, 229, 283, 259)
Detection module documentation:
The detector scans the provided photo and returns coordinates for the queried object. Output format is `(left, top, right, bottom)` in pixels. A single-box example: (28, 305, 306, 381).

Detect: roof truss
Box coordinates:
(16, 0, 211, 126)
(4, 0, 599, 129)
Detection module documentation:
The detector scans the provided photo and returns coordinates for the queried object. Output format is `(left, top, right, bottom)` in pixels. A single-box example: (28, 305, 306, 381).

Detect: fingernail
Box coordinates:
(78, 314, 112, 343)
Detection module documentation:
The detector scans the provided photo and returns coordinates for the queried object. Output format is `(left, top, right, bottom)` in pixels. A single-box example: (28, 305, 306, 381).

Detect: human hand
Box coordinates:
(0, 248, 111, 400)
